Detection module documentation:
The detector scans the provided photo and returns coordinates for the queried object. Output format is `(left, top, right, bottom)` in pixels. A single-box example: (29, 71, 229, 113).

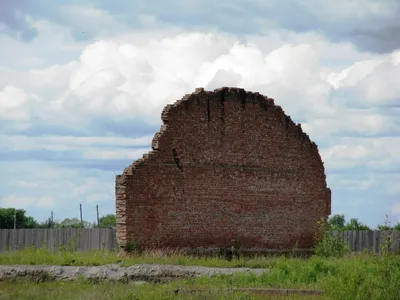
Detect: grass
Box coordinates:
(0, 246, 294, 268)
(1, 224, 400, 300)
(1, 248, 400, 299)
(0, 280, 314, 300)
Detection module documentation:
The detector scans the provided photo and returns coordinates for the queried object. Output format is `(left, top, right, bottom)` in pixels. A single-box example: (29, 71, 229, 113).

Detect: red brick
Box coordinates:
(116, 87, 331, 252)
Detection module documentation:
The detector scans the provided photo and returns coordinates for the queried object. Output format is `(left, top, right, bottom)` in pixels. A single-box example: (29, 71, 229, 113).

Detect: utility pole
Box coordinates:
(96, 205, 100, 228)
(13, 210, 16, 251)
(80, 204, 83, 228)
(51, 211, 54, 228)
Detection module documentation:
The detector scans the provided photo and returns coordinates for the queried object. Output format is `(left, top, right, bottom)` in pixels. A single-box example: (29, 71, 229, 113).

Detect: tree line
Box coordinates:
(328, 214, 400, 231)
(2, 208, 398, 231)
(0, 208, 116, 229)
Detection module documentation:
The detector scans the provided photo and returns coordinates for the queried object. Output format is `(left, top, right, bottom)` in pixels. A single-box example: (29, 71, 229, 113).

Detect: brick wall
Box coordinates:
(116, 87, 331, 253)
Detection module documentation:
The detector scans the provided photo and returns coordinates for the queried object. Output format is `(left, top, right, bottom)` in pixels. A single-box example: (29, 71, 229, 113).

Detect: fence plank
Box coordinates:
(393, 231, 400, 253)
(367, 231, 373, 252)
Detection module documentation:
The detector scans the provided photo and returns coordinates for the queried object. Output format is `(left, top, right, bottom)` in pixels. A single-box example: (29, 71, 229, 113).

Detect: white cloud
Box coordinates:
(393, 50, 400, 65)
(391, 203, 400, 217)
(320, 137, 400, 171)
(0, 22, 9, 32)
(80, 148, 149, 160)
(41, 35, 399, 133)
(0, 33, 351, 131)
(36, 196, 56, 208)
(323, 144, 371, 160)
(0, 195, 33, 209)
(327, 59, 383, 88)
(0, 161, 117, 221)
(298, 0, 392, 20)
(59, 5, 129, 36)
(86, 193, 111, 203)
(0, 86, 37, 121)
(0, 16, 84, 69)
(69, 178, 110, 198)
(16, 181, 40, 188)
(0, 135, 153, 151)
(303, 112, 399, 141)
(2, 20, 398, 136)
(137, 14, 159, 27)
(328, 177, 375, 191)
(0, 195, 55, 209)
(327, 52, 400, 106)
(0, 7, 399, 227)
(248, 30, 380, 66)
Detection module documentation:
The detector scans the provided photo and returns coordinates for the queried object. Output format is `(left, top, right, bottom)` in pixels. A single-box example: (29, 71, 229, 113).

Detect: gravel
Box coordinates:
(0, 264, 268, 283)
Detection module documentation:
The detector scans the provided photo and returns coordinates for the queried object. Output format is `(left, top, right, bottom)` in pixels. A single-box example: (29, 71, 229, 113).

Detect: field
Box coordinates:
(1, 246, 400, 299)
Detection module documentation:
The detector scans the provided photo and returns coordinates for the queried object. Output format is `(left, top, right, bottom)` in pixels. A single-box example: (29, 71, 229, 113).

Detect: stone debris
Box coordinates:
(0, 264, 268, 283)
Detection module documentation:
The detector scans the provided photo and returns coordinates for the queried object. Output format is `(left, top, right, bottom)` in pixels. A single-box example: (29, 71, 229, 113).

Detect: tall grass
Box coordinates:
(0, 246, 284, 268)
(2, 246, 400, 298)
(0, 280, 313, 300)
(2, 222, 400, 299)
(2, 253, 400, 299)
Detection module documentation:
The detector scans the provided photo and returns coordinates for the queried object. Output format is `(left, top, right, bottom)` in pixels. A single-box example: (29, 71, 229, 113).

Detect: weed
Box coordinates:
(290, 240, 299, 258)
(125, 239, 141, 253)
(58, 230, 81, 253)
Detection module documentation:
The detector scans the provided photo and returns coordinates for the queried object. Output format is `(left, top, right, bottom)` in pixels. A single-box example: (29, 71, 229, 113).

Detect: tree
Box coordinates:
(98, 214, 116, 228)
(36, 218, 55, 228)
(56, 218, 93, 228)
(377, 215, 397, 231)
(0, 208, 39, 229)
(328, 214, 370, 231)
(328, 214, 346, 230)
(343, 218, 370, 231)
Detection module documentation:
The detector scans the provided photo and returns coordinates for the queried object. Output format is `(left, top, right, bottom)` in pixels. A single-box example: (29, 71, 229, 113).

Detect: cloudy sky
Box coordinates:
(1, 0, 399, 227)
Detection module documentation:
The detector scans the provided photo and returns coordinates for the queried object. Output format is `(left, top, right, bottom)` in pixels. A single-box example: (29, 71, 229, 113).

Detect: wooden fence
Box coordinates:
(332, 230, 400, 253)
(1, 229, 400, 253)
(0, 228, 118, 252)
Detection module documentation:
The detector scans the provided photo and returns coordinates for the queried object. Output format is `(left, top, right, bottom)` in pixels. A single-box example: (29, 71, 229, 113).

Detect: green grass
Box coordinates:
(1, 248, 400, 299)
(0, 280, 314, 300)
(0, 246, 292, 268)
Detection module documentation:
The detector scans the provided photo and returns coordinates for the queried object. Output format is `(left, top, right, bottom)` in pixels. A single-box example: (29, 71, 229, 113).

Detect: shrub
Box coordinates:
(313, 218, 348, 258)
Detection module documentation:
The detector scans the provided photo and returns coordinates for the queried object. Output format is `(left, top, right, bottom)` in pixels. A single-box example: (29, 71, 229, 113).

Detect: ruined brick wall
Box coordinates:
(116, 87, 331, 252)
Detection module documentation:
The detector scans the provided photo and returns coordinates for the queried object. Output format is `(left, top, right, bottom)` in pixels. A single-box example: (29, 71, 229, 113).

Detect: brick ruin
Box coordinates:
(115, 87, 331, 254)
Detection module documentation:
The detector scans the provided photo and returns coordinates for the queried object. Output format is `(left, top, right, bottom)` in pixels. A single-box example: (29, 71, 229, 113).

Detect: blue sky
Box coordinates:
(1, 0, 399, 227)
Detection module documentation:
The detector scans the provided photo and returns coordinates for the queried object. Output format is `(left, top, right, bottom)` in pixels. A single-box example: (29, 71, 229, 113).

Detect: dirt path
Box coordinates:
(0, 264, 268, 283)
